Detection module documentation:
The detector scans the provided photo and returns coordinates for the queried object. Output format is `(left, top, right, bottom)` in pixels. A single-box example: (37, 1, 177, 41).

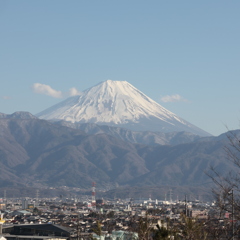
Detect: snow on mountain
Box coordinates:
(36, 80, 210, 136)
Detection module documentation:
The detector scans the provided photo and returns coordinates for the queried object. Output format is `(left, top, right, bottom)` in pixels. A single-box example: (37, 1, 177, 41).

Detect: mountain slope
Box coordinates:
(0, 112, 236, 191)
(0, 115, 149, 188)
(37, 80, 210, 136)
(55, 120, 202, 146)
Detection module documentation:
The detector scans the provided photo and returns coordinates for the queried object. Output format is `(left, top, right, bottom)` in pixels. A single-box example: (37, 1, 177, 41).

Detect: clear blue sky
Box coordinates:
(0, 0, 240, 136)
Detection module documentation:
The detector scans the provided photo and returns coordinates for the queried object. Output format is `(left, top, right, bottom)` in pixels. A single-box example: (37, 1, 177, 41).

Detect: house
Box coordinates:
(2, 224, 73, 240)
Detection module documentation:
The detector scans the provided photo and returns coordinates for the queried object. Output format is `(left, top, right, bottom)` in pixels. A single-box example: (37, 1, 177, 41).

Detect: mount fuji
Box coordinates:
(37, 80, 210, 136)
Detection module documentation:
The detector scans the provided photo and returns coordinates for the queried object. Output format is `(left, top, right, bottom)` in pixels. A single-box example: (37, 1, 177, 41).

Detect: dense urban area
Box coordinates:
(0, 186, 238, 240)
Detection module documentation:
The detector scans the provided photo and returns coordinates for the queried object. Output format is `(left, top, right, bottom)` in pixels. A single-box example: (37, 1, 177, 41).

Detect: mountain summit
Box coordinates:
(37, 80, 210, 136)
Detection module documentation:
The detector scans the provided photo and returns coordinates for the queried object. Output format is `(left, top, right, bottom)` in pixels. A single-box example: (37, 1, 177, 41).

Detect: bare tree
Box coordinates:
(208, 130, 240, 239)
(127, 214, 154, 240)
(178, 214, 208, 240)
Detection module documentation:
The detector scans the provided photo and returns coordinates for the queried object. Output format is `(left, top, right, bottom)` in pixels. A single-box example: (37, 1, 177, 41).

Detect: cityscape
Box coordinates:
(0, 185, 235, 240)
(1, 1, 240, 239)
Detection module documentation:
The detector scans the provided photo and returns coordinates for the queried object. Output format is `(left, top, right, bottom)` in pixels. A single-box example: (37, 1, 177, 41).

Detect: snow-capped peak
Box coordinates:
(36, 80, 210, 136)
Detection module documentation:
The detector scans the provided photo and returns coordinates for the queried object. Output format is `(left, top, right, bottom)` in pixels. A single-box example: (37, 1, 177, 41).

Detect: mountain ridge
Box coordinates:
(0, 114, 236, 192)
(54, 120, 203, 146)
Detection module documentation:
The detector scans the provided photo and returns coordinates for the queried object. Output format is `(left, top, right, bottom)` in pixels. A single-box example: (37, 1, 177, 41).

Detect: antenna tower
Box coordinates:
(169, 189, 173, 203)
(3, 190, 6, 204)
(92, 182, 96, 211)
(36, 189, 39, 207)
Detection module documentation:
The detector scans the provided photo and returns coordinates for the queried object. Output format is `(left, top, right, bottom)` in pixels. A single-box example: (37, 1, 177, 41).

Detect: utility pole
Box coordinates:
(232, 189, 234, 240)
(185, 194, 187, 216)
(77, 216, 81, 240)
(228, 189, 234, 240)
